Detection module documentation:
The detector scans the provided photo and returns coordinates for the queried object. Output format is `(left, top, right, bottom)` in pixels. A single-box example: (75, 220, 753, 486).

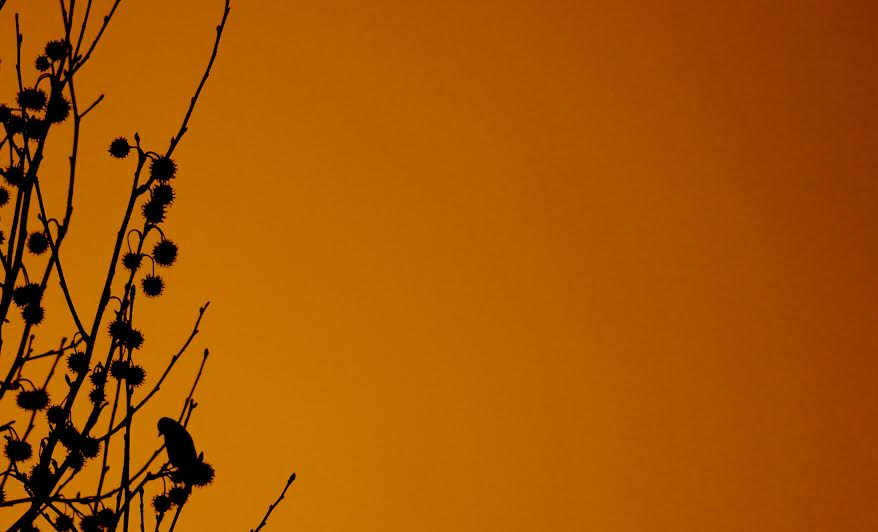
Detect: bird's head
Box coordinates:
(157, 416, 179, 437)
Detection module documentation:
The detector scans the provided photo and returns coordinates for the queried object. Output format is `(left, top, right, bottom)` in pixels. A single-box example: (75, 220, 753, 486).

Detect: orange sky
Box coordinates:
(2, 0, 878, 530)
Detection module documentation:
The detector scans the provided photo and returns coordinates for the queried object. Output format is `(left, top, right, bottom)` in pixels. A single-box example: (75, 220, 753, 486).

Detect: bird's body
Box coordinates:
(157, 417, 198, 471)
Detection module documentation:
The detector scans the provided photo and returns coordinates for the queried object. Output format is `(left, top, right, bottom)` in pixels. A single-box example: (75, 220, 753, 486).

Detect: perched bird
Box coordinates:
(157, 417, 215, 489)
(157, 417, 198, 471)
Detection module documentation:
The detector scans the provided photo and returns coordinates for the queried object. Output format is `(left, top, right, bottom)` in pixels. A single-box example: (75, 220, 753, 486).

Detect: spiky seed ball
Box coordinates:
(141, 274, 164, 297)
(28, 464, 52, 498)
(55, 514, 74, 532)
(79, 515, 101, 532)
(67, 450, 85, 471)
(17, 389, 49, 411)
(149, 156, 177, 181)
(96, 508, 115, 527)
(4, 438, 33, 462)
(81, 437, 100, 458)
(0, 187, 9, 207)
(67, 351, 88, 373)
(151, 183, 175, 206)
(141, 198, 166, 224)
(168, 486, 189, 506)
(88, 387, 105, 405)
(12, 283, 42, 307)
(2, 165, 24, 187)
(153, 239, 178, 266)
(108, 137, 130, 158)
(0, 104, 10, 122)
(45, 40, 68, 61)
(5, 114, 25, 135)
(89, 368, 107, 386)
(188, 461, 215, 487)
(26, 116, 49, 141)
(125, 328, 144, 350)
(110, 359, 129, 379)
(47, 405, 66, 425)
(56, 425, 80, 450)
(125, 365, 146, 387)
(122, 251, 142, 271)
(108, 318, 131, 341)
(152, 494, 172, 514)
(27, 231, 50, 255)
(35, 55, 51, 72)
(17, 88, 47, 111)
(45, 95, 71, 123)
(22, 304, 45, 325)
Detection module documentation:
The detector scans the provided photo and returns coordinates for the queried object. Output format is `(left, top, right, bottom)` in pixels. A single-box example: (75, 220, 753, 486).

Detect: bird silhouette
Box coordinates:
(157, 417, 198, 471)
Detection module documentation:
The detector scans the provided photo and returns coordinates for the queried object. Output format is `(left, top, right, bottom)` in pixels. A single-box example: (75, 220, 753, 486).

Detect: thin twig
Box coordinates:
(251, 473, 296, 532)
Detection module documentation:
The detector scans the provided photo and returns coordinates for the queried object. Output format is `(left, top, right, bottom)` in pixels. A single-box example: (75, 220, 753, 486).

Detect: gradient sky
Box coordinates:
(2, 0, 878, 530)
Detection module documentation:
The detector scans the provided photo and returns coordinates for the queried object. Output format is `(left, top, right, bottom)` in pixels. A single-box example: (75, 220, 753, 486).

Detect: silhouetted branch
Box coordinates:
(251, 473, 296, 532)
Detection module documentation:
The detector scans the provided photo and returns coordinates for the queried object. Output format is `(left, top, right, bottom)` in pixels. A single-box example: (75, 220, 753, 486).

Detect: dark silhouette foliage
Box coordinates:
(0, 1, 294, 530)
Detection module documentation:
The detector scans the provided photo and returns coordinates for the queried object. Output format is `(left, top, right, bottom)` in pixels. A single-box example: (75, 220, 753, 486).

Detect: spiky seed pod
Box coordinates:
(67, 450, 85, 471)
(16, 389, 49, 411)
(125, 328, 145, 350)
(26, 116, 49, 141)
(55, 514, 75, 532)
(27, 231, 50, 255)
(110, 359, 130, 379)
(79, 515, 101, 532)
(122, 251, 142, 271)
(44, 40, 68, 61)
(22, 304, 45, 325)
(57, 425, 81, 451)
(149, 156, 177, 181)
(47, 405, 66, 425)
(168, 486, 189, 506)
(45, 95, 71, 123)
(108, 318, 131, 341)
(35, 55, 51, 72)
(125, 365, 146, 387)
(4, 438, 33, 462)
(151, 183, 175, 206)
(26, 117, 49, 141)
(152, 494, 172, 514)
(88, 387, 106, 405)
(188, 461, 216, 487)
(67, 351, 89, 374)
(142, 274, 164, 297)
(17, 88, 47, 111)
(96, 508, 115, 528)
(89, 368, 107, 386)
(12, 283, 42, 307)
(153, 239, 178, 266)
(0, 187, 9, 207)
(0, 104, 10, 122)
(142, 198, 166, 224)
(108, 137, 131, 158)
(28, 465, 52, 498)
(1, 165, 24, 187)
(5, 114, 25, 135)
(81, 437, 100, 458)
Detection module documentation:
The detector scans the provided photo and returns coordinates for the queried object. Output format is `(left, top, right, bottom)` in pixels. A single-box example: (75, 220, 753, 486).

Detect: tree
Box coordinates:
(0, 1, 293, 530)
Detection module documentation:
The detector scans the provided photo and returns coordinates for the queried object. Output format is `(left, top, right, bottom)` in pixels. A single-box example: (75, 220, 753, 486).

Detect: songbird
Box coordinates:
(157, 417, 215, 489)
(157, 417, 198, 471)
